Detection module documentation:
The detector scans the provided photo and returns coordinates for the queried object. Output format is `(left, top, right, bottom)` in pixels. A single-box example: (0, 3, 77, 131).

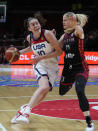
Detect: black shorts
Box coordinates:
(60, 63, 89, 86)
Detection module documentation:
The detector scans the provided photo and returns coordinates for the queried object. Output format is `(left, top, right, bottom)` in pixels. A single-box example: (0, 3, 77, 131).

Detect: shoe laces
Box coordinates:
(16, 110, 29, 118)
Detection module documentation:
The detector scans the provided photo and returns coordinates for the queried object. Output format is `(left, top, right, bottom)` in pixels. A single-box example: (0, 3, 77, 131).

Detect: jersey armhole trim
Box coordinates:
(43, 29, 50, 44)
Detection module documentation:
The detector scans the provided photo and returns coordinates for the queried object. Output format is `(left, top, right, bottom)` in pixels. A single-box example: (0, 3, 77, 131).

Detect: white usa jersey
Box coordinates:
(30, 29, 58, 69)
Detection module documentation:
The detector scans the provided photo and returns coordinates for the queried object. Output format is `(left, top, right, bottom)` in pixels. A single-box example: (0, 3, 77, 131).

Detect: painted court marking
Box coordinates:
(31, 99, 98, 121)
(0, 98, 98, 121)
(0, 123, 7, 131)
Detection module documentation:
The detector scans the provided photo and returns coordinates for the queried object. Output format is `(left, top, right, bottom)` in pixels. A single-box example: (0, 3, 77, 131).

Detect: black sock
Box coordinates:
(85, 116, 92, 127)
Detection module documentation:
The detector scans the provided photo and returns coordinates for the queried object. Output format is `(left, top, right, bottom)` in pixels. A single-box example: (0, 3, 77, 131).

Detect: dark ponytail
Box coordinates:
(24, 11, 47, 37)
(34, 11, 47, 27)
(24, 17, 33, 37)
(24, 17, 33, 30)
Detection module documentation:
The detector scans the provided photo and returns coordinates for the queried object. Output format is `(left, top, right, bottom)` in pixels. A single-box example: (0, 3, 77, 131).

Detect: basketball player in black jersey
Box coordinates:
(58, 12, 94, 131)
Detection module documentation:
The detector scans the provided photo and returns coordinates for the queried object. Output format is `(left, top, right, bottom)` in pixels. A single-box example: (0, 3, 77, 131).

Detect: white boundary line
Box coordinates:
(0, 96, 31, 99)
(0, 94, 98, 99)
(0, 110, 17, 112)
(0, 123, 7, 131)
(31, 112, 86, 121)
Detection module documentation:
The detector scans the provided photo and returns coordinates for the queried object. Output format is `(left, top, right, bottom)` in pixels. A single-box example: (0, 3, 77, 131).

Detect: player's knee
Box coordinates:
(59, 83, 72, 96)
(40, 86, 50, 94)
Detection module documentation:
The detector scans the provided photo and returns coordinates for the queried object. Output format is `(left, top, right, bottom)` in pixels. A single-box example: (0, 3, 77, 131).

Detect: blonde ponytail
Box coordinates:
(76, 14, 88, 27)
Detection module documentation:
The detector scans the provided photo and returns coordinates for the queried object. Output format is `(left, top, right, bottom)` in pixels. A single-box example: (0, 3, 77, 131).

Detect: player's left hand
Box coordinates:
(28, 55, 43, 64)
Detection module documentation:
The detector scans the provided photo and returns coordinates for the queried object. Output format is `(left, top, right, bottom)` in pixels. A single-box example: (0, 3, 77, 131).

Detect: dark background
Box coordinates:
(0, 0, 98, 63)
(5, 0, 98, 36)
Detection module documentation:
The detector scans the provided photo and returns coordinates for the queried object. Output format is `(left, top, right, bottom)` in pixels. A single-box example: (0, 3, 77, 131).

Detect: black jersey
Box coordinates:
(63, 32, 85, 64)
(62, 32, 89, 80)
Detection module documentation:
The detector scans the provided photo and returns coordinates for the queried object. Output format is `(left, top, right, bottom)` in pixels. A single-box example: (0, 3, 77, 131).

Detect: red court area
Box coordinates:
(31, 99, 98, 121)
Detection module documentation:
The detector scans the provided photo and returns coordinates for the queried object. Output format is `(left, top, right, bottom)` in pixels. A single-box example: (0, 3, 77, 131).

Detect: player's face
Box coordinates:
(28, 19, 41, 32)
(63, 16, 71, 29)
(63, 15, 76, 29)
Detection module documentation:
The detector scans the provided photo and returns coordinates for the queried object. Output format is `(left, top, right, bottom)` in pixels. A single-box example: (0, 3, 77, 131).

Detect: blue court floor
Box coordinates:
(0, 65, 98, 87)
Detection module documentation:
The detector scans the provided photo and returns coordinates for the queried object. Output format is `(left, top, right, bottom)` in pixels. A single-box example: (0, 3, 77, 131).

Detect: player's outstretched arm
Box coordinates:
(41, 30, 62, 58)
(19, 35, 32, 55)
(19, 46, 32, 55)
(29, 30, 62, 64)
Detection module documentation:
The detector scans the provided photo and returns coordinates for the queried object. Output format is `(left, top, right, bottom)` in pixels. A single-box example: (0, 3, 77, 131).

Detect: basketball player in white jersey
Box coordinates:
(11, 17, 62, 124)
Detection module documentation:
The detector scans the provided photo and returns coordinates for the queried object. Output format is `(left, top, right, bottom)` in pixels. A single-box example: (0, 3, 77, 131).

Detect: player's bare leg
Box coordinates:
(11, 76, 50, 124)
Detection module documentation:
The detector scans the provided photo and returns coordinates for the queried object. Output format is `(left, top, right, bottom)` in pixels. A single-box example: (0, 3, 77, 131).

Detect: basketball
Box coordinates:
(5, 47, 20, 63)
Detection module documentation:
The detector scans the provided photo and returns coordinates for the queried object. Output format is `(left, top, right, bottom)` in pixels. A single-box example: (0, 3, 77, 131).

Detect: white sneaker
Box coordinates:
(11, 105, 31, 124)
(20, 104, 28, 110)
(85, 123, 94, 131)
(11, 111, 29, 124)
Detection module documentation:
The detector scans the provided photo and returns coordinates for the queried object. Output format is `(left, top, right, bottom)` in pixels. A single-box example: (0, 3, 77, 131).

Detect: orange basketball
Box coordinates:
(5, 47, 20, 63)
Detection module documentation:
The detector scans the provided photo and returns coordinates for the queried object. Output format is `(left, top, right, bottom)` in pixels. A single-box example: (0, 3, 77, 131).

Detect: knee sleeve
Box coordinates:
(59, 82, 72, 96)
(75, 75, 89, 112)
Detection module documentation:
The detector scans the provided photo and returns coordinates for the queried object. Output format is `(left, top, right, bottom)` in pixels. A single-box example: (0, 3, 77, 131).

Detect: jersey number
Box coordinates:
(37, 50, 45, 56)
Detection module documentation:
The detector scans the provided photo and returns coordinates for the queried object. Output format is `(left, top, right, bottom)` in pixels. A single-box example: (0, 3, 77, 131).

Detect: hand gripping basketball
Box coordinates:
(5, 47, 20, 63)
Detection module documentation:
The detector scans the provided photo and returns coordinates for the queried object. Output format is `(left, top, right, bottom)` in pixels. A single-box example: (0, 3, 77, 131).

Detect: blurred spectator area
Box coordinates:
(85, 30, 98, 51)
(0, 0, 98, 64)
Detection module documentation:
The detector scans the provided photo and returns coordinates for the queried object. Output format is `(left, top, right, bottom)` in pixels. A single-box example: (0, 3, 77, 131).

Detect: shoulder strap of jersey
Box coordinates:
(42, 29, 49, 43)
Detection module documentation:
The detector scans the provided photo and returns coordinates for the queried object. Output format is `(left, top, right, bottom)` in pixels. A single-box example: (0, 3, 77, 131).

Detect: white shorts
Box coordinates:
(33, 63, 59, 88)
